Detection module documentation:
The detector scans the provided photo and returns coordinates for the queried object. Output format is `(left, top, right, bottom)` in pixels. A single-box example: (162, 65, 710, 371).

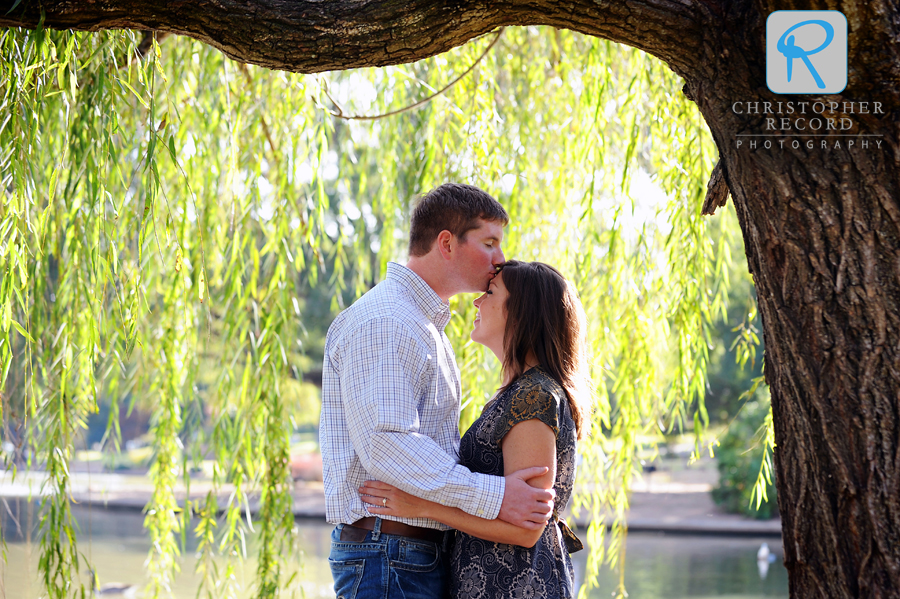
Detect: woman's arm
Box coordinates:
(361, 418, 556, 548)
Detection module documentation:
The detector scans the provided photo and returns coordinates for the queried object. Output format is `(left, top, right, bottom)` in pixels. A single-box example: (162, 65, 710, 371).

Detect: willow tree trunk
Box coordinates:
(683, 5, 900, 595)
(2, 0, 899, 596)
(736, 118, 900, 597)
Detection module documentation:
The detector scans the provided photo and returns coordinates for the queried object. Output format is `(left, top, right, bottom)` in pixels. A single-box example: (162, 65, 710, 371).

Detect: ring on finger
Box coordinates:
(382, 497, 387, 507)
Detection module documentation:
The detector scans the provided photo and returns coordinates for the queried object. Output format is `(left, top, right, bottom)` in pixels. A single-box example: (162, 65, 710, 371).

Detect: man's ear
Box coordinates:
(436, 230, 454, 260)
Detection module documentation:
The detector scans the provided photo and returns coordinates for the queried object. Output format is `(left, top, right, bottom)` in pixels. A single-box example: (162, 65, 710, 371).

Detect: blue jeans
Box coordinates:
(329, 519, 451, 599)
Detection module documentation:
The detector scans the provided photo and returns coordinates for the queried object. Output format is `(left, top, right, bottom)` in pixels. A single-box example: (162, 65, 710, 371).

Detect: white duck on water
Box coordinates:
(756, 542, 778, 580)
(88, 568, 138, 598)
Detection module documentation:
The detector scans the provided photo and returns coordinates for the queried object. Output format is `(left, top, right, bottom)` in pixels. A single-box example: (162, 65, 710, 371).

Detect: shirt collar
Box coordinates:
(386, 262, 451, 329)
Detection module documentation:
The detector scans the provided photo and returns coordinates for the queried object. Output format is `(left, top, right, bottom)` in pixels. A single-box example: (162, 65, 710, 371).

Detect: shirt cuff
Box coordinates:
(461, 473, 505, 520)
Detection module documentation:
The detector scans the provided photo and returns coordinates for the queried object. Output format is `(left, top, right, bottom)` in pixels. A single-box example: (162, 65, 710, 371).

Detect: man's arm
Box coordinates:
(339, 318, 506, 519)
(361, 419, 559, 537)
(361, 481, 547, 547)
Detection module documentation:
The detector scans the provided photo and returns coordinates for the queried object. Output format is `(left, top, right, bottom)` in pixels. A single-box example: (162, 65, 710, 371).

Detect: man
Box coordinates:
(320, 183, 555, 599)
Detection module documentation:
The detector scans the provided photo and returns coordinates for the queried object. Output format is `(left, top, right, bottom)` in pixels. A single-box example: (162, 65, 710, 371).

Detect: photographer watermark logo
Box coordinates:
(767, 11, 847, 94)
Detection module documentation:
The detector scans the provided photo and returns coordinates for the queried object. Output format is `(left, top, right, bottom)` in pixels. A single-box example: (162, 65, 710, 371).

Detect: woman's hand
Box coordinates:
(359, 481, 431, 519)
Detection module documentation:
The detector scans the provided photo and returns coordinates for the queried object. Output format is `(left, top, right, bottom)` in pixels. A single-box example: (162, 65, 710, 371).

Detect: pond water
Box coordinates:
(1, 500, 787, 598)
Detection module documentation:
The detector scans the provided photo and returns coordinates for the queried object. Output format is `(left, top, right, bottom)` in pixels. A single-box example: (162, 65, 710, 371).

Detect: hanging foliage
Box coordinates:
(0, 24, 757, 599)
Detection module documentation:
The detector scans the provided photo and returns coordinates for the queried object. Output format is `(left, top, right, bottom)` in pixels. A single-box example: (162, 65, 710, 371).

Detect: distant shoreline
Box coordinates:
(1, 469, 781, 537)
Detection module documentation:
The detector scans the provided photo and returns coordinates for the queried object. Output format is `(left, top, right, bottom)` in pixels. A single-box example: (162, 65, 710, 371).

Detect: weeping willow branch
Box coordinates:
(136, 30, 169, 58)
(238, 62, 280, 161)
(323, 28, 504, 121)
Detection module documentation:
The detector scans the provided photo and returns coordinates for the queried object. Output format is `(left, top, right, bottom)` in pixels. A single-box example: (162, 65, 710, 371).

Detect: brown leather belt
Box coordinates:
(340, 517, 444, 544)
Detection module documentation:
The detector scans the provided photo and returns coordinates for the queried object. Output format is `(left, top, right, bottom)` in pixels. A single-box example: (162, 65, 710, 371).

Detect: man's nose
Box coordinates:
(493, 247, 505, 266)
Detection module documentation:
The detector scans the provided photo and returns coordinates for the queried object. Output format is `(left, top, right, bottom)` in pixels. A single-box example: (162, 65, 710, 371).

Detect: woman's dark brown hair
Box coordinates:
(498, 261, 592, 438)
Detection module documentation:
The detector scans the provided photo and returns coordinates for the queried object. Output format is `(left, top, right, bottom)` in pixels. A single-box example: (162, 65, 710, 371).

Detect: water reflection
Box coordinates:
(2, 501, 787, 598)
(572, 534, 788, 598)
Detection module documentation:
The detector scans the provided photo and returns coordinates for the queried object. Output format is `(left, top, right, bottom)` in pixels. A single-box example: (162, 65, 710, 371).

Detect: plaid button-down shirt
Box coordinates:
(320, 262, 505, 529)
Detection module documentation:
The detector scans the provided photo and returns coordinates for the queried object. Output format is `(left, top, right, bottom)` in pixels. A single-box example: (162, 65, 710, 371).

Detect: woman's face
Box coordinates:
(471, 272, 509, 356)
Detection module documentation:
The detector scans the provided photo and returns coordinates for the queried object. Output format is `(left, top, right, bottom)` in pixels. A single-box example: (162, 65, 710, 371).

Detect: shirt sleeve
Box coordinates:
(338, 317, 505, 519)
(493, 378, 561, 444)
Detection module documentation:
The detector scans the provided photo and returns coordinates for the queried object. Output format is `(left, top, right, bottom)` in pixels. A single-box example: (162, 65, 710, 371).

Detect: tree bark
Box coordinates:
(683, 3, 900, 596)
(2, 0, 899, 597)
(0, 0, 703, 77)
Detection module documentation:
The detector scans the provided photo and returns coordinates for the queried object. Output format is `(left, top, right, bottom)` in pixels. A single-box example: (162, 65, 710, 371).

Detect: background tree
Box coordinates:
(1, 1, 898, 598)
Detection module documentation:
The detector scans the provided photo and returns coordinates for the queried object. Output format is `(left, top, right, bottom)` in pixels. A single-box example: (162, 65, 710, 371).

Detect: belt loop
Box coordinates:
(371, 516, 382, 541)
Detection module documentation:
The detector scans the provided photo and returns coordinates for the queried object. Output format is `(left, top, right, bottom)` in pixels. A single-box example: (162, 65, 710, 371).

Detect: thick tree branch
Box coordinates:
(701, 160, 729, 216)
(0, 0, 706, 78)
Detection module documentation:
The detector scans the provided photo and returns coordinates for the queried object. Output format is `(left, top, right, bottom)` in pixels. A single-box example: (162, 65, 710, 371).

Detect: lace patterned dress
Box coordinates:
(450, 367, 583, 599)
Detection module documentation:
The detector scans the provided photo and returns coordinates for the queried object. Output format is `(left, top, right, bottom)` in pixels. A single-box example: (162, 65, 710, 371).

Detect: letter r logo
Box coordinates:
(767, 11, 847, 94)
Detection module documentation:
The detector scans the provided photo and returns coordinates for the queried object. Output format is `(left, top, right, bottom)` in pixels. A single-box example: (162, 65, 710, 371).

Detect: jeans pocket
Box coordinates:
(329, 559, 364, 599)
(392, 539, 440, 572)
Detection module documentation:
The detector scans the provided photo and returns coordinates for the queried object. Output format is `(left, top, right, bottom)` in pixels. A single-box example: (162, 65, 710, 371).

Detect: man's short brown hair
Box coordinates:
(408, 183, 509, 257)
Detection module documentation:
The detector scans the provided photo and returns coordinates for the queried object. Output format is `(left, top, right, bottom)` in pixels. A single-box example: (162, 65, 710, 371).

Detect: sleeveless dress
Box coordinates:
(450, 367, 583, 599)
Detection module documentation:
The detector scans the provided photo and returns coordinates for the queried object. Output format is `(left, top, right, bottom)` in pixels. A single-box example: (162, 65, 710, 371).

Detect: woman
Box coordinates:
(360, 260, 591, 599)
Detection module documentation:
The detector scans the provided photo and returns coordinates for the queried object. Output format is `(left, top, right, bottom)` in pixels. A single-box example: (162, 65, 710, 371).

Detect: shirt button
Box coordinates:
(477, 509, 484, 515)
